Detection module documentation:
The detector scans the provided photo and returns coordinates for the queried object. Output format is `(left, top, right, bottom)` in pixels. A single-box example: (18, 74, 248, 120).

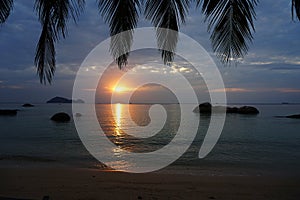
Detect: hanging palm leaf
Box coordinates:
(198, 0, 258, 63)
(34, 0, 85, 84)
(98, 0, 141, 68)
(0, 0, 13, 24)
(145, 0, 190, 64)
(292, 0, 300, 21)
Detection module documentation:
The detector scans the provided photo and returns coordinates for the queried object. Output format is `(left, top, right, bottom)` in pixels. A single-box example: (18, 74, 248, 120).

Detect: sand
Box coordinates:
(0, 167, 299, 200)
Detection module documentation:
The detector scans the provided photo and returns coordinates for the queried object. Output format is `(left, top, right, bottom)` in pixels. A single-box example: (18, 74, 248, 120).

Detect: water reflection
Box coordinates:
(97, 104, 181, 153)
(114, 103, 122, 136)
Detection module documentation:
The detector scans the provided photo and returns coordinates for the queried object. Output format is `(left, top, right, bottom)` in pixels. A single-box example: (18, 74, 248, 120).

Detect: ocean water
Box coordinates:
(0, 103, 300, 175)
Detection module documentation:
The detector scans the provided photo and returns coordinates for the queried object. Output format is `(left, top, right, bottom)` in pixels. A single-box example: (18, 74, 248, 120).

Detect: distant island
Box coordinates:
(46, 96, 84, 104)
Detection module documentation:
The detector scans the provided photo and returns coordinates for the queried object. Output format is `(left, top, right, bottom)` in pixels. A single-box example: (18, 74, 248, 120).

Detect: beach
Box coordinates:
(1, 167, 299, 200)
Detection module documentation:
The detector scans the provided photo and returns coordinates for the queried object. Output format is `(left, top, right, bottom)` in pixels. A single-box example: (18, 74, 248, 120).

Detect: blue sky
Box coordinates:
(0, 0, 300, 103)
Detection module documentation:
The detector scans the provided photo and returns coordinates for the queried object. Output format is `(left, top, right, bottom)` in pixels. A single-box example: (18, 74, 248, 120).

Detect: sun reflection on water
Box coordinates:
(114, 103, 122, 136)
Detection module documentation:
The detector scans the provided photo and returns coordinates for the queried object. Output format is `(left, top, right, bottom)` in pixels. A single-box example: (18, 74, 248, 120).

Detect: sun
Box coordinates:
(113, 86, 126, 93)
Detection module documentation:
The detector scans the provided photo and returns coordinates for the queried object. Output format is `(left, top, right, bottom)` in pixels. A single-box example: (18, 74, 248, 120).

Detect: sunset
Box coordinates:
(1, 1, 300, 200)
(113, 86, 127, 93)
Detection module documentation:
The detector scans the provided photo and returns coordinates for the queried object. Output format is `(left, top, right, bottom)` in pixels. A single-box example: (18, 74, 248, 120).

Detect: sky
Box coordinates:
(0, 0, 300, 104)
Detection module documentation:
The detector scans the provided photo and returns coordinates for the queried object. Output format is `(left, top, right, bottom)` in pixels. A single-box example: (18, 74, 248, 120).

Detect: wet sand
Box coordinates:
(0, 167, 299, 200)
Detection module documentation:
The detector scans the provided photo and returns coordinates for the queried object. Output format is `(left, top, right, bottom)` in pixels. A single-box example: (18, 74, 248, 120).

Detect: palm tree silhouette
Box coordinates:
(0, 0, 299, 84)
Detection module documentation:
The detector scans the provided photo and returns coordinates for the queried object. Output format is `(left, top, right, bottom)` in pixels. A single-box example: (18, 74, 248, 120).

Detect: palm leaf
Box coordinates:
(145, 0, 190, 64)
(34, 0, 85, 84)
(98, 0, 141, 68)
(35, 16, 56, 84)
(292, 0, 300, 21)
(0, 0, 13, 24)
(198, 0, 258, 63)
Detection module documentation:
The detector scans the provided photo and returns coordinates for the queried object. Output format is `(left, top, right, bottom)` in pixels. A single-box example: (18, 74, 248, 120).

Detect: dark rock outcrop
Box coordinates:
(47, 96, 84, 104)
(0, 109, 18, 116)
(226, 107, 239, 113)
(237, 106, 259, 114)
(75, 113, 82, 117)
(22, 103, 34, 107)
(276, 114, 300, 119)
(193, 102, 212, 113)
(50, 112, 71, 122)
(193, 102, 259, 115)
(286, 114, 300, 119)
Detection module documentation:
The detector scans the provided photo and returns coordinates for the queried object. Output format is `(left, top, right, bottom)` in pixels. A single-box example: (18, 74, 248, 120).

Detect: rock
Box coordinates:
(193, 102, 212, 113)
(193, 102, 259, 115)
(75, 113, 82, 117)
(22, 103, 34, 107)
(226, 107, 239, 113)
(285, 114, 300, 119)
(0, 109, 18, 116)
(237, 106, 259, 114)
(50, 112, 71, 122)
(47, 96, 84, 104)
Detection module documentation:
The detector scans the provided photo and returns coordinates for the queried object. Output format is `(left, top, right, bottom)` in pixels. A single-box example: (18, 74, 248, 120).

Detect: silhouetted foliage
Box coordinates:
(292, 0, 300, 21)
(145, 0, 190, 64)
(98, 0, 141, 68)
(197, 0, 258, 63)
(0, 0, 13, 24)
(34, 0, 85, 84)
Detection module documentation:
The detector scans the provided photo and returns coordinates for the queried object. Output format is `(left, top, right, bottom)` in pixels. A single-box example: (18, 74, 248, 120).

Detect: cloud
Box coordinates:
(211, 88, 255, 93)
(0, 85, 24, 89)
(274, 88, 300, 93)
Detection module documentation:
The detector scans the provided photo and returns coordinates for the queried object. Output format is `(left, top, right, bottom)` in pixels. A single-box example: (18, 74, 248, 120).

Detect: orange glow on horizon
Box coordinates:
(112, 85, 130, 93)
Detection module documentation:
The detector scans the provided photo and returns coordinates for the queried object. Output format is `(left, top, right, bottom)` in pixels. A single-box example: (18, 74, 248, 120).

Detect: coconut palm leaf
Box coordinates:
(197, 0, 258, 63)
(0, 0, 13, 24)
(34, 0, 85, 84)
(292, 0, 300, 21)
(98, 0, 141, 68)
(145, 0, 190, 64)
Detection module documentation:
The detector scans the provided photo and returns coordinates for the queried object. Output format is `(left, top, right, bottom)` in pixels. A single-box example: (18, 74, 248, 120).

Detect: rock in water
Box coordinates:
(0, 109, 18, 116)
(286, 114, 300, 119)
(226, 107, 239, 113)
(51, 112, 71, 122)
(75, 113, 82, 117)
(193, 102, 212, 113)
(237, 106, 259, 114)
(22, 103, 34, 107)
(193, 102, 259, 115)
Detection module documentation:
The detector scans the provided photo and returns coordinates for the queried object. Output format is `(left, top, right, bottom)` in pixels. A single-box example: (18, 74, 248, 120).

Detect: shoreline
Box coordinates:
(1, 167, 299, 200)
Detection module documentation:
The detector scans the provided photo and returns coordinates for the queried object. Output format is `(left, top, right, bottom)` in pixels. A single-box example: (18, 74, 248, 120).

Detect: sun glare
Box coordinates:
(113, 86, 126, 93)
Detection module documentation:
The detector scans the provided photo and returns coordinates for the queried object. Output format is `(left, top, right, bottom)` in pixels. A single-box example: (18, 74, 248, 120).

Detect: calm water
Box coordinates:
(0, 103, 300, 175)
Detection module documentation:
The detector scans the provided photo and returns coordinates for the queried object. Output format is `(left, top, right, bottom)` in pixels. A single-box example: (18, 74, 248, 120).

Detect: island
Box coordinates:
(46, 96, 84, 104)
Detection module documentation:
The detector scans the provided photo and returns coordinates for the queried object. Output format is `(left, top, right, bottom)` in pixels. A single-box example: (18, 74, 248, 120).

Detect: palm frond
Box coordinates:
(98, 0, 141, 68)
(35, 16, 56, 84)
(198, 0, 258, 63)
(145, 0, 190, 64)
(292, 0, 300, 21)
(34, 0, 85, 84)
(0, 0, 13, 24)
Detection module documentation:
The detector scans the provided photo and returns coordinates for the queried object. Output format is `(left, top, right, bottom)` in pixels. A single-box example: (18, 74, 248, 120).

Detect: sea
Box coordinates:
(0, 103, 300, 176)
